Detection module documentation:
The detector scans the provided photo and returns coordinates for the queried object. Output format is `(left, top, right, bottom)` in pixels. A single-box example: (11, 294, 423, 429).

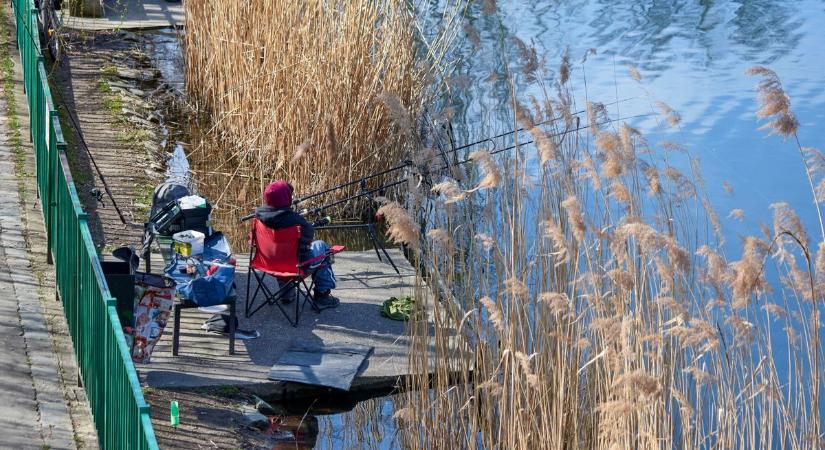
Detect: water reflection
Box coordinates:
(728, 1, 804, 62)
(435, 0, 825, 246)
(164, 143, 191, 187)
(150, 30, 185, 93)
(252, 393, 401, 450)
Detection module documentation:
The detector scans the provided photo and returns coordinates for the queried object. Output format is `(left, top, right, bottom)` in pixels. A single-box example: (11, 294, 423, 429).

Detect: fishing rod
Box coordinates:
(292, 96, 638, 206)
(239, 179, 405, 221)
(302, 179, 408, 217)
(281, 112, 655, 218)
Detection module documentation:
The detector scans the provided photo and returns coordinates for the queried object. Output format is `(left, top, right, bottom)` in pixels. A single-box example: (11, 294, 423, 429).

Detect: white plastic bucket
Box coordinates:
(172, 230, 205, 256)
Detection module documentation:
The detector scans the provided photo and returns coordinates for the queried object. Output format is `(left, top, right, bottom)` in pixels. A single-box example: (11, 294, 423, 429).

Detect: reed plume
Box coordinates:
(376, 200, 420, 250)
(396, 58, 824, 450)
(746, 66, 799, 138)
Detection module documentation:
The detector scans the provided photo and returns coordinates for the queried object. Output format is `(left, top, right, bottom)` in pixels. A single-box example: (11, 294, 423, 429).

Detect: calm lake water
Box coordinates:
(155, 1, 825, 447)
(439, 0, 825, 251)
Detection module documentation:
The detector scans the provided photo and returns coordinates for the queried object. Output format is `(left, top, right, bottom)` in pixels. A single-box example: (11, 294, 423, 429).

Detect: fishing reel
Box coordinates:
(90, 187, 105, 207)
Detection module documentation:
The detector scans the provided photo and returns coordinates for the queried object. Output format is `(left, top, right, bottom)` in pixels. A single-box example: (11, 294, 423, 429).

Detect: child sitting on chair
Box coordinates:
(254, 180, 339, 309)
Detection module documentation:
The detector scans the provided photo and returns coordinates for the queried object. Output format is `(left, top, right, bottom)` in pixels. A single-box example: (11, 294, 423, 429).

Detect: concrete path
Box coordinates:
(60, 0, 184, 31)
(0, 4, 98, 448)
(0, 79, 76, 450)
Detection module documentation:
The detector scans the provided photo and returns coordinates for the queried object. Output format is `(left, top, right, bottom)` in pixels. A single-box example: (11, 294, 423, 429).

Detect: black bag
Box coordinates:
(150, 201, 212, 235)
(150, 183, 190, 219)
(202, 313, 238, 334)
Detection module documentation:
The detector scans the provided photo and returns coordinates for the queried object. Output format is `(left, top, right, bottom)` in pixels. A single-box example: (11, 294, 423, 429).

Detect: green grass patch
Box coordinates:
(209, 385, 243, 398)
(100, 64, 118, 77)
(96, 76, 112, 94)
(103, 92, 123, 116)
(116, 128, 152, 146)
(98, 65, 126, 118)
(133, 180, 154, 218)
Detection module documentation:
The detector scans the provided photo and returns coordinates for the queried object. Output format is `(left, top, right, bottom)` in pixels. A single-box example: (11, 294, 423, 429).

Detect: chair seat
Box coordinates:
(250, 263, 303, 279)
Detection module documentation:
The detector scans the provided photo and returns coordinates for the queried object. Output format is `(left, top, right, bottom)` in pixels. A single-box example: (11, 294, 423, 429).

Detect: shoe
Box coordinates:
(313, 293, 340, 310)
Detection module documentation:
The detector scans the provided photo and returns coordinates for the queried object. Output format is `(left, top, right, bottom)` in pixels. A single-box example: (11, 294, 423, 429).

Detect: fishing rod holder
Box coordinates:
(315, 222, 400, 275)
(307, 177, 401, 274)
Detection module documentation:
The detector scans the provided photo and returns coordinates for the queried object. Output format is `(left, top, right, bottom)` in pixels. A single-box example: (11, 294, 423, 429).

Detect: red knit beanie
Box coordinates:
(263, 180, 293, 208)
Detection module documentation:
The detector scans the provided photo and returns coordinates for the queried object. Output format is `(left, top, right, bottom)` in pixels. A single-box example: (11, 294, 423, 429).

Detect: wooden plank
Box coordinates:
(268, 343, 374, 391)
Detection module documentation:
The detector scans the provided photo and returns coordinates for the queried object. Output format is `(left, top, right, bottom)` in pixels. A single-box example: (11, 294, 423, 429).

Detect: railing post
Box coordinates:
(28, 8, 38, 100)
(36, 55, 43, 152)
(45, 114, 60, 265)
(104, 299, 116, 449)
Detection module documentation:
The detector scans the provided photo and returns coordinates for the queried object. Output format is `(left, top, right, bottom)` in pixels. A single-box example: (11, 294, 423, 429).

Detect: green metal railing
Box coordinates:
(10, 1, 159, 448)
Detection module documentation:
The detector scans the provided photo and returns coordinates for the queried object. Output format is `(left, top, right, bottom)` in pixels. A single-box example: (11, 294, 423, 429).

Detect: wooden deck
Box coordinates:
(59, 0, 184, 31)
(137, 247, 427, 398)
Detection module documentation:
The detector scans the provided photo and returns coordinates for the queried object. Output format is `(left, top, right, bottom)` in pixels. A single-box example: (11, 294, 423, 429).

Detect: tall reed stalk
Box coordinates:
(381, 55, 825, 449)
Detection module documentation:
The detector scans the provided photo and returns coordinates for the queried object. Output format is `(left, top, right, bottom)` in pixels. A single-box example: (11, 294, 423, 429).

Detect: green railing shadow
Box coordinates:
(10, 1, 159, 448)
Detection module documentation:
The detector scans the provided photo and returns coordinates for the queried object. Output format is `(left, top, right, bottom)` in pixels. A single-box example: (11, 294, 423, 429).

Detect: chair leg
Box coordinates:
(246, 270, 267, 318)
(248, 279, 275, 318)
(256, 278, 297, 326)
(294, 285, 300, 327)
(172, 303, 182, 356)
(303, 278, 320, 313)
(245, 267, 253, 318)
(228, 301, 236, 355)
(274, 280, 298, 327)
(246, 240, 256, 317)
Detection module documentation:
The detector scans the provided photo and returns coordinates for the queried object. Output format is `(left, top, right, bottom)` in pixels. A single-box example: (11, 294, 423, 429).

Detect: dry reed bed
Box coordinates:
(375, 57, 825, 448)
(184, 3, 825, 447)
(184, 0, 458, 226)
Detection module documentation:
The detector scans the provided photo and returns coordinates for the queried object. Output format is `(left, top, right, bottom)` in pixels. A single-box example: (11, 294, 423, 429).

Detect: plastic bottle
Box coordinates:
(170, 400, 180, 428)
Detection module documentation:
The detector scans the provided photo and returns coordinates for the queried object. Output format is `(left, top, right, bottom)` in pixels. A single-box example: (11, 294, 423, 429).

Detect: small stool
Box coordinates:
(172, 297, 236, 356)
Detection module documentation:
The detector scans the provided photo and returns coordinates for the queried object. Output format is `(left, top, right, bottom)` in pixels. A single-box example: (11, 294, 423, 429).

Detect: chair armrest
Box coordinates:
(297, 245, 345, 268)
(297, 254, 327, 269)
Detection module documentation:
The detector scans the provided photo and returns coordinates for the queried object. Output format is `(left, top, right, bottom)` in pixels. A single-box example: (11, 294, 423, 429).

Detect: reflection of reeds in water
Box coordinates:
(387, 57, 825, 448)
(183, 0, 459, 244)
(313, 394, 402, 449)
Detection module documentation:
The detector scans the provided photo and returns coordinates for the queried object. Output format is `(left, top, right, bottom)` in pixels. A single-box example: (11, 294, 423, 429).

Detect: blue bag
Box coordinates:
(203, 232, 232, 262)
(177, 263, 236, 306)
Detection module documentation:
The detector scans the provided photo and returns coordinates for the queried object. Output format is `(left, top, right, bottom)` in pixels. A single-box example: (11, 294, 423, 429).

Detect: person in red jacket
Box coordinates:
(254, 180, 339, 309)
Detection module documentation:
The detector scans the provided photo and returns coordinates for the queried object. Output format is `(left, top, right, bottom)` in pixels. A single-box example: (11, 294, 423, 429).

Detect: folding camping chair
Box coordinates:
(245, 219, 344, 326)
